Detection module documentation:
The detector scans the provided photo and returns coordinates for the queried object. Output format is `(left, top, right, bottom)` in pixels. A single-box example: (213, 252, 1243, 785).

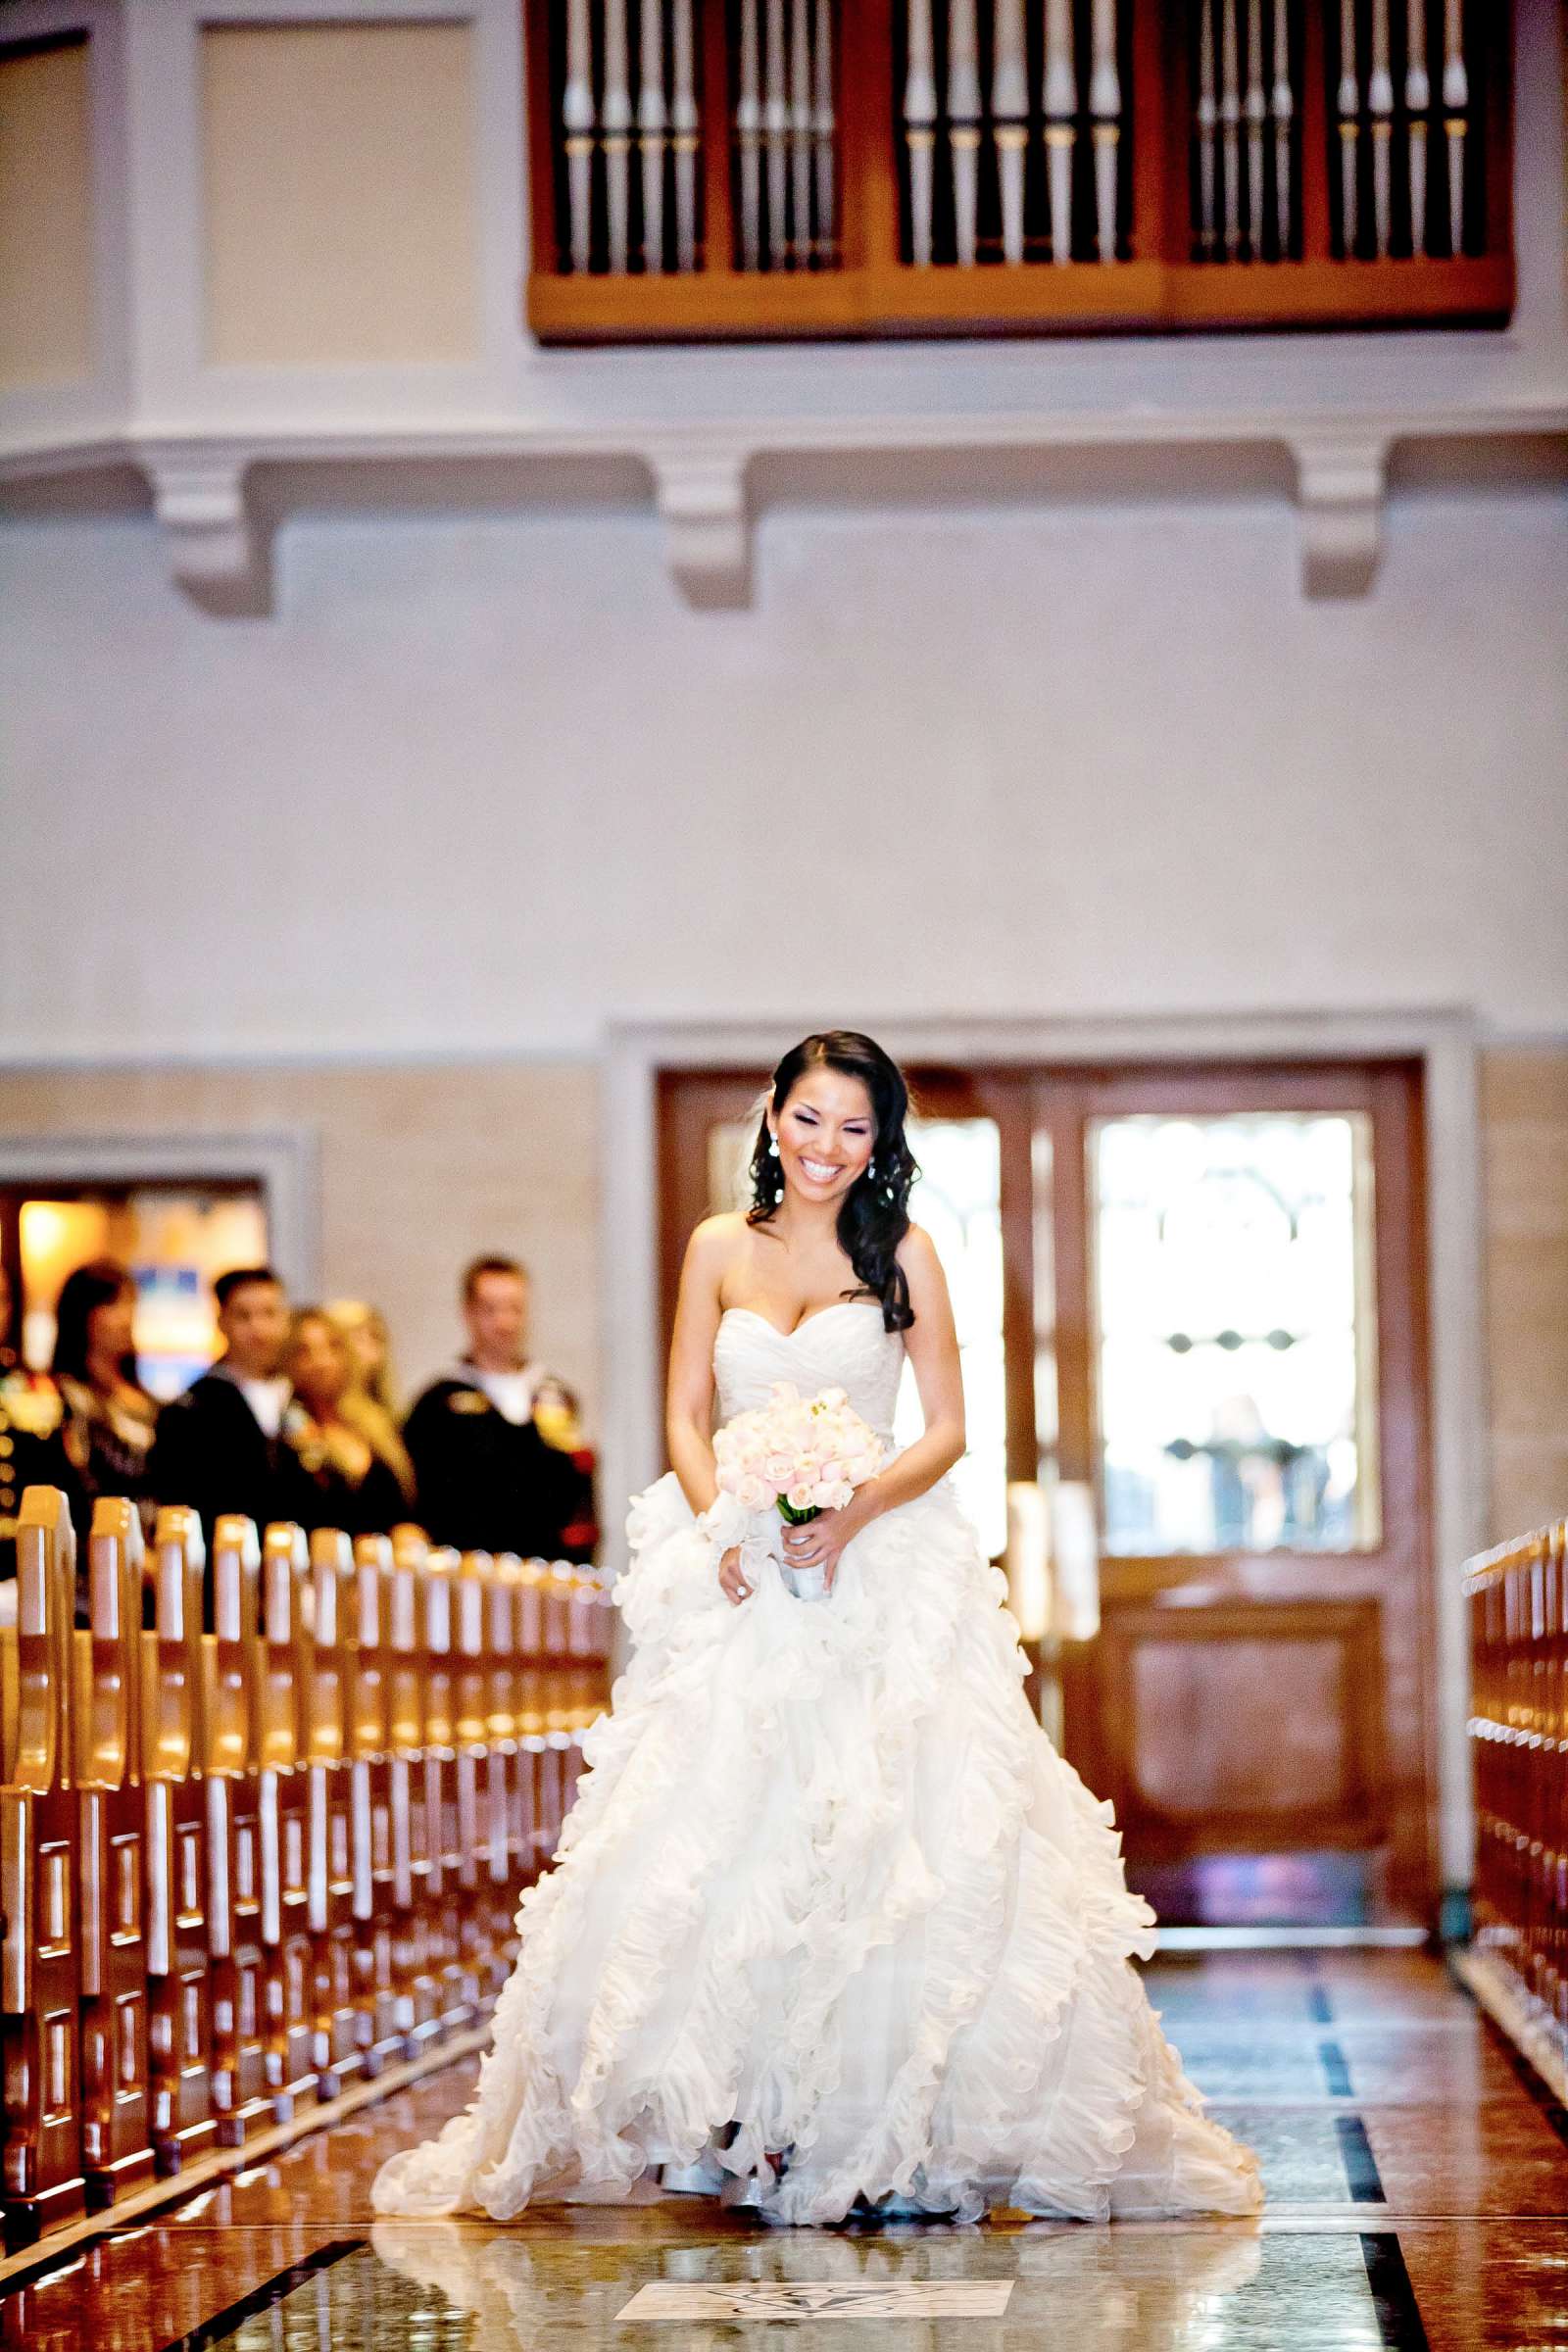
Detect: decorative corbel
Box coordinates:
(1291, 432, 1389, 599)
(148, 456, 270, 616)
(653, 451, 752, 609)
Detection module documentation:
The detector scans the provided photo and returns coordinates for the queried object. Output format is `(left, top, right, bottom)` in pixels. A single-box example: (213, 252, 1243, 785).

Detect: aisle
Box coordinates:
(6, 1951, 1564, 2351)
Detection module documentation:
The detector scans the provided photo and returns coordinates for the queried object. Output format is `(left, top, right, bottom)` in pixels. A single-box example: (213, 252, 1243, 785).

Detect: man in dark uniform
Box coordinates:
(146, 1265, 315, 1550)
(403, 1255, 597, 1562)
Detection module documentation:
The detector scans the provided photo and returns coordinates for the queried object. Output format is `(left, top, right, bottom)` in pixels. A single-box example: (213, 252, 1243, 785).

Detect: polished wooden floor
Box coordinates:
(5, 1952, 1564, 2351)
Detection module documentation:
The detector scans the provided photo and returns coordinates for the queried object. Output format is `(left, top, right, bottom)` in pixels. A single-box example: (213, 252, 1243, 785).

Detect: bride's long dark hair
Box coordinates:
(747, 1031, 919, 1332)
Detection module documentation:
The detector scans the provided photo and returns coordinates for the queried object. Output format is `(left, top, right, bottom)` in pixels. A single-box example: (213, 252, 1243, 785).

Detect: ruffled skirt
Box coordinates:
(370, 1472, 1262, 2227)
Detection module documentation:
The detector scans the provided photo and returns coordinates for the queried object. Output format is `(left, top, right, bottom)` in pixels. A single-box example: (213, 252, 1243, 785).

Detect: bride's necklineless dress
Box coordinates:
(372, 1303, 1261, 2227)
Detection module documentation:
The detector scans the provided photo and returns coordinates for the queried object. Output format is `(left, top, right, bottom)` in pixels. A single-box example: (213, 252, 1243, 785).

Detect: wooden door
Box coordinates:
(658, 1054, 1436, 1933)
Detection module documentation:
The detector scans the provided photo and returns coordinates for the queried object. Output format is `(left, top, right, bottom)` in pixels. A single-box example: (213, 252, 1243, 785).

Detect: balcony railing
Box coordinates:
(523, 0, 1512, 340)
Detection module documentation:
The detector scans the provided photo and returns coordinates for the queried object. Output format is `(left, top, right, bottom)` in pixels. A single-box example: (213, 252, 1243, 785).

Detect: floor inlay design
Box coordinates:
(1336, 2114, 1389, 2205)
(615, 2278, 1016, 2318)
(1359, 2232, 1432, 2352)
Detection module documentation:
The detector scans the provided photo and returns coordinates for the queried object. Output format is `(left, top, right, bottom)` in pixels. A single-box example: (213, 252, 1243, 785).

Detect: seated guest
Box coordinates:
(323, 1297, 416, 1507)
(147, 1264, 314, 1548)
(51, 1259, 159, 1576)
(0, 1262, 71, 1593)
(283, 1307, 408, 1539)
(403, 1254, 597, 1561)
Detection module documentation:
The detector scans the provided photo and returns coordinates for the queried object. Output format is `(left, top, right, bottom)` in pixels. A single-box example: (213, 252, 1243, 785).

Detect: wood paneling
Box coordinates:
(1103, 1598, 1387, 1845)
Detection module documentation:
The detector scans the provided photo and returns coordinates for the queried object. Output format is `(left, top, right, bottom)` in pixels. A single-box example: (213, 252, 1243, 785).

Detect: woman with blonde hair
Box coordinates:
(284, 1307, 408, 1537)
(323, 1298, 416, 1506)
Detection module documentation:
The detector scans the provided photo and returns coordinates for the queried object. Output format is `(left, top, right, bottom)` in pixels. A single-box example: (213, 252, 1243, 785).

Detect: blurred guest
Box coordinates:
(283, 1307, 407, 1538)
(404, 1254, 597, 1560)
(0, 1262, 70, 1590)
(148, 1265, 315, 1547)
(323, 1297, 416, 1506)
(51, 1258, 159, 1555)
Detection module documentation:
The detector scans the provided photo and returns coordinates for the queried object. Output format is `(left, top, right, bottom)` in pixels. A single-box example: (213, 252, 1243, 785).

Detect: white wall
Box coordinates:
(2, 471, 1565, 1062)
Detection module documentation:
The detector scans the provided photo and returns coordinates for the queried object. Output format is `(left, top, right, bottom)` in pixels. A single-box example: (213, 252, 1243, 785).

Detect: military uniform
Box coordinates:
(0, 1353, 70, 1586)
(146, 1362, 318, 1557)
(55, 1374, 159, 1551)
(403, 1363, 597, 1561)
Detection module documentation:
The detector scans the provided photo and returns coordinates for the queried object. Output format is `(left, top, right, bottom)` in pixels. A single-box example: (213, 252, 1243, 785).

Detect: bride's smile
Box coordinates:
(770, 1072, 876, 1204)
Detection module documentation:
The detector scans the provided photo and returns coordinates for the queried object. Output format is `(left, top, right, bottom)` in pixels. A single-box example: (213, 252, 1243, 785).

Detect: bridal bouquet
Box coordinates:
(711, 1382, 884, 1601)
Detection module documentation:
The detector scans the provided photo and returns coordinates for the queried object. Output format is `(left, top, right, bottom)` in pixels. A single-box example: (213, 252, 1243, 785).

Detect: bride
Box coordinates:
(372, 1030, 1262, 2228)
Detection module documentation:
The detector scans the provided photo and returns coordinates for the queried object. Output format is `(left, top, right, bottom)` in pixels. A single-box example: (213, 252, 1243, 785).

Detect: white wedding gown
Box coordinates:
(371, 1302, 1262, 2228)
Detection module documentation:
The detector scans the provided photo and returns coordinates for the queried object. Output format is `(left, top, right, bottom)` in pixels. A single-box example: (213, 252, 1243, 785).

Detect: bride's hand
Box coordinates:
(717, 1544, 752, 1605)
(780, 1503, 860, 1593)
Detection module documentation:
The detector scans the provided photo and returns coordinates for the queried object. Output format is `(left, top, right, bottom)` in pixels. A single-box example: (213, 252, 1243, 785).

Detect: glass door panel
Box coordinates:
(1087, 1111, 1382, 1557)
(897, 1116, 1004, 1560)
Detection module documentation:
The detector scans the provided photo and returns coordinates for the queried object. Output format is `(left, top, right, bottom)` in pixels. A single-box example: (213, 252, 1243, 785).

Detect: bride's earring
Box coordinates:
(768, 1136, 780, 1156)
(867, 1157, 878, 1178)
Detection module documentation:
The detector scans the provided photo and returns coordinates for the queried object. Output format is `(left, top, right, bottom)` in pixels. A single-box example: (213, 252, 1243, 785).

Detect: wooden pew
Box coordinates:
(306, 1528, 361, 2097)
(563, 1565, 612, 1810)
(541, 1562, 579, 1865)
(422, 1547, 474, 2034)
(205, 1514, 270, 2144)
(1462, 1517, 1568, 2092)
(144, 1505, 216, 2173)
(513, 1562, 555, 1877)
(454, 1552, 503, 2002)
(0, 1471, 602, 2253)
(388, 1526, 440, 2055)
(77, 1497, 154, 2206)
(349, 1534, 403, 2077)
(258, 1523, 316, 2120)
(0, 1489, 85, 2246)
(485, 1555, 525, 1974)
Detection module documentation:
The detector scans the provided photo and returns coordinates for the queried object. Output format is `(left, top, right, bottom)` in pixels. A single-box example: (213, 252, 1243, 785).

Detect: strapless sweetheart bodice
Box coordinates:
(711, 1300, 905, 1443)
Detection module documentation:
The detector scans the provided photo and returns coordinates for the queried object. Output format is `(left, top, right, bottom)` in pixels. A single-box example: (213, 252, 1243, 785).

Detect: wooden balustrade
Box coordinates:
(0, 1488, 613, 2252)
(524, 0, 1511, 339)
(1463, 1516, 1568, 2090)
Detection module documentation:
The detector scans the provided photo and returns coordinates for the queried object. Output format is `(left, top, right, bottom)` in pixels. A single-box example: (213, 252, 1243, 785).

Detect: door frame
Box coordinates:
(0, 1130, 321, 1302)
(602, 1008, 1486, 1904)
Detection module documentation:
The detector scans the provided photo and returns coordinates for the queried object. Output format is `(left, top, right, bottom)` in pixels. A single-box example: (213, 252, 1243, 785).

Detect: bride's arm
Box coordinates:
(666, 1219, 756, 1606)
(664, 1215, 730, 1517)
(853, 1227, 965, 1523)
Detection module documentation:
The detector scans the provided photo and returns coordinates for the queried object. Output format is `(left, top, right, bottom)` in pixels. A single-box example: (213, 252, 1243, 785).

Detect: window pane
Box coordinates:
(704, 1111, 1007, 1559)
(1090, 1112, 1381, 1556)
(18, 1187, 269, 1397)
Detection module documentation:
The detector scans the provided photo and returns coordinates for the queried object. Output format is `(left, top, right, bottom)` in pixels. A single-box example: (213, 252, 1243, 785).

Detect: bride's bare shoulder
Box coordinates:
(896, 1222, 942, 1274)
(896, 1223, 950, 1305)
(683, 1211, 750, 1282)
